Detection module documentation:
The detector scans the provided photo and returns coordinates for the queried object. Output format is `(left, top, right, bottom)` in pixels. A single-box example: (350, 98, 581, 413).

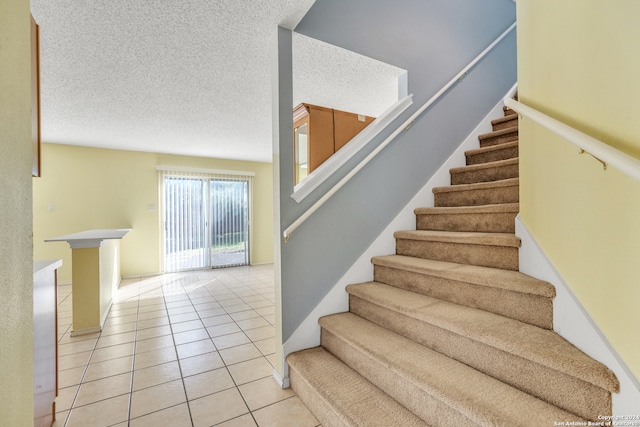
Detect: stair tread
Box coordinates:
(465, 141, 518, 157)
(433, 177, 518, 194)
(478, 125, 518, 140)
(394, 229, 521, 248)
(372, 254, 555, 298)
(415, 202, 519, 215)
(320, 312, 582, 424)
(491, 115, 518, 126)
(346, 282, 620, 393)
(287, 346, 429, 427)
(450, 157, 518, 174)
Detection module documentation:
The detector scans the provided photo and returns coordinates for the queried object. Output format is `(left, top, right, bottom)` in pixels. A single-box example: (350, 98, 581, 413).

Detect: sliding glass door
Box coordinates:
(162, 170, 251, 272)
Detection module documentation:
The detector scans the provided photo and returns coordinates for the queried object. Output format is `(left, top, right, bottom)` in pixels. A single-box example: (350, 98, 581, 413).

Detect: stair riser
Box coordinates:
(434, 184, 519, 207)
(416, 211, 517, 233)
(373, 265, 553, 329)
(288, 367, 346, 427)
(450, 163, 519, 185)
(504, 107, 517, 116)
(480, 132, 518, 148)
(349, 295, 612, 420)
(395, 239, 519, 271)
(466, 144, 518, 165)
(321, 329, 477, 427)
(492, 117, 518, 131)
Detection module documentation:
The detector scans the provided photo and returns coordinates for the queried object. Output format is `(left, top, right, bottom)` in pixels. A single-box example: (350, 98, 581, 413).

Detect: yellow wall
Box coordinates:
(33, 143, 274, 282)
(0, 0, 35, 423)
(517, 1, 640, 379)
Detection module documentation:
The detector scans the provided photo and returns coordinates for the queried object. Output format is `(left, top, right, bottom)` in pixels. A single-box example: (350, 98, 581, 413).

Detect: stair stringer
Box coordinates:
(516, 215, 640, 414)
(278, 93, 512, 386)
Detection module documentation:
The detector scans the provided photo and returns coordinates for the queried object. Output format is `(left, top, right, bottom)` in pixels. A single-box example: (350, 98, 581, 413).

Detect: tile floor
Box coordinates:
(53, 264, 320, 427)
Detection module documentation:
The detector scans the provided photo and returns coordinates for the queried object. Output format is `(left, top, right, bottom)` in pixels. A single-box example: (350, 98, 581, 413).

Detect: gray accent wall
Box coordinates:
(276, 0, 517, 341)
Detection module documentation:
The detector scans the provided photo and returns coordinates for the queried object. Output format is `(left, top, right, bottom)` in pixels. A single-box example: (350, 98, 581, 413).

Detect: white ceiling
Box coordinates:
(30, 1, 404, 163)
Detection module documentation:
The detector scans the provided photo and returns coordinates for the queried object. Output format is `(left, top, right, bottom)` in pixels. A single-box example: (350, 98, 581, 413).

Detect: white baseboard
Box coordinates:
(516, 215, 640, 414)
(273, 368, 290, 389)
(278, 91, 510, 384)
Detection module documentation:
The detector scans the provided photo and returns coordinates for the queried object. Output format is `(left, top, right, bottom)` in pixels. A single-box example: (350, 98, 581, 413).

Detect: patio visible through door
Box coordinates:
(161, 168, 252, 272)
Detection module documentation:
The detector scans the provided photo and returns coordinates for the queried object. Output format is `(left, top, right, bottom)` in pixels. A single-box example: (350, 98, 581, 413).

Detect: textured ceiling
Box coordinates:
(30, 1, 404, 163)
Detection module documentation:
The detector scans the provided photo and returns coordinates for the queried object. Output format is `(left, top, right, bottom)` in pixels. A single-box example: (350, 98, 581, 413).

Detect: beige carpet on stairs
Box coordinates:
(286, 103, 619, 426)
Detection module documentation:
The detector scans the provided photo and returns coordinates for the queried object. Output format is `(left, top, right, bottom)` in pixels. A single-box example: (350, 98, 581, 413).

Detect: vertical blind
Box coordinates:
(158, 167, 254, 272)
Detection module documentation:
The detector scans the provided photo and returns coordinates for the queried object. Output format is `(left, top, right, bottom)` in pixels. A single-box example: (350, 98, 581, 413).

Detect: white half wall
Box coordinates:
(516, 216, 640, 415)
(278, 89, 514, 384)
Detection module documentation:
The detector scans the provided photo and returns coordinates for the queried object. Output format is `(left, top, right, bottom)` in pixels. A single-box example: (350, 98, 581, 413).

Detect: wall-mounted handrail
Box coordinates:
(504, 98, 640, 182)
(283, 21, 517, 242)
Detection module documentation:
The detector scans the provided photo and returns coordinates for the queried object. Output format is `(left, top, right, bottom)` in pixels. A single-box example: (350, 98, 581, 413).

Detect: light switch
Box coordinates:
(148, 204, 157, 212)
(48, 203, 56, 212)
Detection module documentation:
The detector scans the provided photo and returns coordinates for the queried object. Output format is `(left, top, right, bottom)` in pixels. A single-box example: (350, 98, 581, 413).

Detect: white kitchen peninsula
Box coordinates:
(45, 228, 131, 336)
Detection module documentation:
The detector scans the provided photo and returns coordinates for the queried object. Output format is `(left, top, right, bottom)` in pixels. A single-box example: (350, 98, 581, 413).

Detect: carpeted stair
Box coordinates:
(287, 105, 619, 426)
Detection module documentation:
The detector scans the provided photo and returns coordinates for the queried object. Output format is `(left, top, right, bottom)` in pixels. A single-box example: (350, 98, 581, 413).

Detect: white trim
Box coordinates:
(515, 216, 640, 414)
(291, 95, 414, 203)
(272, 369, 290, 389)
(280, 93, 509, 384)
(70, 326, 102, 337)
(504, 98, 640, 182)
(155, 166, 256, 177)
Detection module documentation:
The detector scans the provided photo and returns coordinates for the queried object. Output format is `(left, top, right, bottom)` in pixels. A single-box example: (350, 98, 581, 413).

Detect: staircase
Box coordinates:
(286, 106, 620, 426)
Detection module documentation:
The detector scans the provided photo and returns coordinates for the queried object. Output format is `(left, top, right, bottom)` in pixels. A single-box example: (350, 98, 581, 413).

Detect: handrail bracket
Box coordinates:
(579, 149, 608, 171)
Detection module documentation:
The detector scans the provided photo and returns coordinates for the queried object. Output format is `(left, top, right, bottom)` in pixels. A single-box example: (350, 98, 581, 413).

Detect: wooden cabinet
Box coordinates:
(294, 103, 375, 184)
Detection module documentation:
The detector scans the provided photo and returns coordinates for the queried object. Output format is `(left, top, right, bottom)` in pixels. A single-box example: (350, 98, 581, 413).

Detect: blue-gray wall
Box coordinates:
(277, 0, 517, 341)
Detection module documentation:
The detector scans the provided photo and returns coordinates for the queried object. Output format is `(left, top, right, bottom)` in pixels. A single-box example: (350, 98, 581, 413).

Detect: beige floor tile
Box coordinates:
(133, 360, 182, 391)
(176, 338, 216, 359)
(96, 331, 136, 348)
(212, 332, 251, 350)
(130, 379, 187, 419)
(184, 367, 236, 400)
(207, 322, 242, 337)
(58, 365, 86, 389)
(65, 394, 130, 427)
(58, 351, 92, 371)
(137, 309, 168, 320)
(134, 346, 178, 370)
(52, 410, 69, 427)
(135, 324, 172, 341)
(173, 328, 210, 345)
(138, 302, 166, 312)
(252, 397, 318, 427)
(135, 334, 175, 354)
(129, 403, 192, 427)
(74, 372, 131, 407)
(219, 343, 263, 366)
(170, 311, 201, 324)
(57, 331, 100, 345)
(58, 339, 98, 356)
(229, 310, 261, 322)
(215, 413, 258, 427)
(189, 388, 249, 427)
(108, 307, 138, 318)
(202, 314, 234, 327)
(224, 303, 253, 313)
(247, 300, 273, 310)
(179, 351, 225, 377)
(101, 321, 137, 336)
(253, 338, 275, 356)
(55, 385, 79, 412)
(265, 353, 277, 369)
(170, 319, 204, 333)
(243, 326, 275, 342)
(197, 306, 228, 319)
(194, 301, 222, 311)
(137, 316, 170, 330)
(227, 357, 273, 385)
(262, 314, 276, 325)
(236, 317, 270, 331)
(167, 305, 196, 316)
(104, 313, 138, 325)
(238, 377, 295, 411)
(90, 342, 134, 363)
(83, 355, 133, 382)
(254, 306, 275, 316)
